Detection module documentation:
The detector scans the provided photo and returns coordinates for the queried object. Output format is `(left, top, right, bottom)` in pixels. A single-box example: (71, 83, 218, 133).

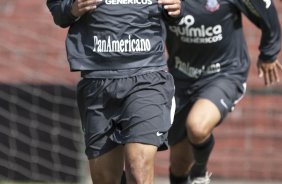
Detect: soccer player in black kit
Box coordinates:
(46, 0, 182, 183)
(166, 0, 281, 184)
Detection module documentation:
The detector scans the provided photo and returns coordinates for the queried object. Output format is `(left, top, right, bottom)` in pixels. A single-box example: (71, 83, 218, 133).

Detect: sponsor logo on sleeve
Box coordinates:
(262, 0, 271, 9)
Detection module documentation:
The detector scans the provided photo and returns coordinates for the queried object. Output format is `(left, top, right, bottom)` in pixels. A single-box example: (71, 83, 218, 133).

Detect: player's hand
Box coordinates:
(71, 0, 102, 17)
(158, 0, 181, 17)
(257, 59, 282, 86)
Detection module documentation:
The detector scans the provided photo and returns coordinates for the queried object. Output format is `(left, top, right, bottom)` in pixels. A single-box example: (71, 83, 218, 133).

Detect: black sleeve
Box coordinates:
(234, 0, 281, 62)
(46, 0, 78, 28)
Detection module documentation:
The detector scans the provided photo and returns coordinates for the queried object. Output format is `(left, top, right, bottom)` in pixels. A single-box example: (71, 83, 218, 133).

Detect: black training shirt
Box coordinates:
(47, 0, 181, 78)
(166, 0, 281, 82)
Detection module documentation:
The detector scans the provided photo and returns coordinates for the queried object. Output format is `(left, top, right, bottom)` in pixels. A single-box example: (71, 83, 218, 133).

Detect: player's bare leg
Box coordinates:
(124, 143, 157, 184)
(89, 145, 124, 184)
(186, 98, 220, 183)
(169, 139, 194, 184)
(187, 98, 220, 144)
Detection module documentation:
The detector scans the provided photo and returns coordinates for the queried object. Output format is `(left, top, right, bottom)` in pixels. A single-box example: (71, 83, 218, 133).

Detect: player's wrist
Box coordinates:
(70, 0, 80, 18)
(258, 54, 277, 64)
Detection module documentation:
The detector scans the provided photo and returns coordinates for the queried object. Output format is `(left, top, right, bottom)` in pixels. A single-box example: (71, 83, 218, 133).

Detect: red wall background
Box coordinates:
(0, 0, 281, 181)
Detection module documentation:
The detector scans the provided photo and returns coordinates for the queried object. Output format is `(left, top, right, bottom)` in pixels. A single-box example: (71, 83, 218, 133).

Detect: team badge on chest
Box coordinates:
(205, 0, 220, 12)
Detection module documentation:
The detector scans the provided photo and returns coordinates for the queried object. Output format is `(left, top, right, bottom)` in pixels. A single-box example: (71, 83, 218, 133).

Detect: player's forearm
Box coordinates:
(258, 11, 281, 63)
(251, 0, 281, 62)
(46, 0, 77, 28)
(258, 29, 281, 63)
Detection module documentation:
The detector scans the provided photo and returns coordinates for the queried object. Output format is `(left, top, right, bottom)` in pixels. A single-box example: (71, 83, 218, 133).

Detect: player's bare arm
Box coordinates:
(158, 0, 181, 17)
(71, 0, 101, 17)
(257, 59, 282, 86)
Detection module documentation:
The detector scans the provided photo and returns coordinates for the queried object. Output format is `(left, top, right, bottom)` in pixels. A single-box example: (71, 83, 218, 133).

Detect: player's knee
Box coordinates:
(126, 168, 147, 183)
(187, 122, 211, 144)
(126, 157, 153, 183)
(124, 143, 156, 183)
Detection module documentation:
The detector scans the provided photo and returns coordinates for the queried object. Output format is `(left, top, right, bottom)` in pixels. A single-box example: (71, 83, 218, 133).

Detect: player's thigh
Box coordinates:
(187, 77, 245, 136)
(187, 98, 221, 135)
(89, 145, 124, 183)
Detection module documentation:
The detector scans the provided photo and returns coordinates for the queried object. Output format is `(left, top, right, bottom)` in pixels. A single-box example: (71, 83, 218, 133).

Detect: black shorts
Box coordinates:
(168, 77, 246, 146)
(77, 71, 175, 159)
